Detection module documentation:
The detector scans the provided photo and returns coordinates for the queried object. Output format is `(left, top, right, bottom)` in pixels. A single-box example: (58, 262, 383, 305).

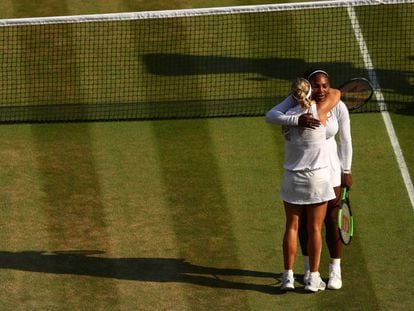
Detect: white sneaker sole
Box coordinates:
(305, 280, 326, 292)
(304, 285, 326, 292)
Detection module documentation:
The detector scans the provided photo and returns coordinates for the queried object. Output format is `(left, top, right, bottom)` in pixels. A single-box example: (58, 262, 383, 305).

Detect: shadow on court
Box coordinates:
(0, 250, 283, 295)
(143, 53, 414, 114)
(143, 53, 412, 95)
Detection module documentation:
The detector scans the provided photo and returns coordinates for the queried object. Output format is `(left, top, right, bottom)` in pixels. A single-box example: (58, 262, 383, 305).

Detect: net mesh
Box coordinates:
(0, 0, 412, 122)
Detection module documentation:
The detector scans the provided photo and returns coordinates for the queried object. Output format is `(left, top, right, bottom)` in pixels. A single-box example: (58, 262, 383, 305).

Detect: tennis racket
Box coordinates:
(338, 77, 374, 111)
(338, 187, 353, 245)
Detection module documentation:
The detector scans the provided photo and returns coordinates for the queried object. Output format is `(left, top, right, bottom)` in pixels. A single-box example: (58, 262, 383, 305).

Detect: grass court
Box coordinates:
(0, 1, 412, 310)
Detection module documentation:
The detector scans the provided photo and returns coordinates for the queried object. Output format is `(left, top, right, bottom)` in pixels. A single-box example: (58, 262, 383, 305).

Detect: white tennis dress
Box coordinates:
(278, 104, 335, 204)
(266, 95, 352, 188)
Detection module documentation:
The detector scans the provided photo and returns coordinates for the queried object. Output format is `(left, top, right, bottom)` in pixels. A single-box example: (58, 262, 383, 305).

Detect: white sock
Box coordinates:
(304, 256, 310, 271)
(284, 269, 294, 277)
(310, 271, 320, 278)
(330, 258, 341, 270)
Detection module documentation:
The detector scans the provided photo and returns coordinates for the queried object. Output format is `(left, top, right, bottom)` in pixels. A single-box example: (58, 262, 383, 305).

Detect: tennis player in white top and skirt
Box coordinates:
(266, 75, 342, 292)
(266, 70, 352, 290)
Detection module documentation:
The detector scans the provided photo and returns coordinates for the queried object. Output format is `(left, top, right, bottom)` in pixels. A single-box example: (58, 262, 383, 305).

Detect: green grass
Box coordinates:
(391, 113, 414, 178)
(0, 0, 412, 310)
(0, 115, 412, 310)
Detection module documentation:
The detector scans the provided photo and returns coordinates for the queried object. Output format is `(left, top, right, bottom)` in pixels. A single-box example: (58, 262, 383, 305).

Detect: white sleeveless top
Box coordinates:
(282, 104, 328, 172)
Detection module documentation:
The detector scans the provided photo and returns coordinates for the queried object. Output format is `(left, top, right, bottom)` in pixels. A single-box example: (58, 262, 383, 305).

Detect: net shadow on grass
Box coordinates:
(0, 54, 410, 122)
(0, 250, 283, 295)
(144, 54, 412, 94)
(144, 53, 413, 114)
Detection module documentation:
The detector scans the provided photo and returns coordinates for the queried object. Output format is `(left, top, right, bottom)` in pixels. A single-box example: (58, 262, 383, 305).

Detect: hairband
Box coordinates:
(307, 69, 329, 81)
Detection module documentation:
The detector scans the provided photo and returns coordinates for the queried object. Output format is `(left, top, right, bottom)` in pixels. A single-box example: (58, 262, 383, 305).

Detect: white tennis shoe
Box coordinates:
(327, 264, 342, 290)
(281, 271, 295, 291)
(304, 272, 326, 292)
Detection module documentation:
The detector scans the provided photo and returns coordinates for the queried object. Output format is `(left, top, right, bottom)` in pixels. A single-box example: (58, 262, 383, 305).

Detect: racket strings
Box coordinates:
(339, 79, 373, 110)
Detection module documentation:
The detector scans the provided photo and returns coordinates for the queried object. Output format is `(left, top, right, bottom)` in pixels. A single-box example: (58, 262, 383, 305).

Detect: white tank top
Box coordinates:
(282, 104, 328, 172)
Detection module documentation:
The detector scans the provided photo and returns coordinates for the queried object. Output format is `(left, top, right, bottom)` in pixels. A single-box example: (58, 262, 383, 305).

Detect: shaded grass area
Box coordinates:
(30, 123, 120, 308)
(0, 115, 412, 309)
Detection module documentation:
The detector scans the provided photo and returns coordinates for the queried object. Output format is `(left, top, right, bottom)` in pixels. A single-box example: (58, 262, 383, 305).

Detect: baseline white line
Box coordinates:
(347, 5, 414, 210)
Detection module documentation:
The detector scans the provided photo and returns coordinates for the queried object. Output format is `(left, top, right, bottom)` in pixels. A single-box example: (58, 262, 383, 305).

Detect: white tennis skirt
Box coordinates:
(281, 167, 336, 205)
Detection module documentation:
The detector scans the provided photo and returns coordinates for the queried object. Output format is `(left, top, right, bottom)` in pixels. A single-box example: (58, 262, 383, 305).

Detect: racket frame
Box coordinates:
(338, 77, 374, 111)
(338, 187, 354, 245)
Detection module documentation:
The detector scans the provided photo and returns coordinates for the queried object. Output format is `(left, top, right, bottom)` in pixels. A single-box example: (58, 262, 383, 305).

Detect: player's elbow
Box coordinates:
(265, 110, 276, 123)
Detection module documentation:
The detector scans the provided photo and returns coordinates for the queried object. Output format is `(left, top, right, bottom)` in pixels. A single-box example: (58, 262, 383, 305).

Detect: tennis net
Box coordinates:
(0, 0, 412, 122)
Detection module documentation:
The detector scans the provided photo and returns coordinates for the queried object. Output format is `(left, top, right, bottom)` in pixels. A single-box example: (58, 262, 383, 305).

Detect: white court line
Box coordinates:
(347, 5, 414, 210)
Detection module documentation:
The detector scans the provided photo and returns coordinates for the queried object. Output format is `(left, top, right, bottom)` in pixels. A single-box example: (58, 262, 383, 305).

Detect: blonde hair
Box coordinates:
(291, 78, 314, 109)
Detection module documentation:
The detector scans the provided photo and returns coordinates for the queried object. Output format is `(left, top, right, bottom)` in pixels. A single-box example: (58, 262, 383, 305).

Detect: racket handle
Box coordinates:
(341, 187, 347, 200)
